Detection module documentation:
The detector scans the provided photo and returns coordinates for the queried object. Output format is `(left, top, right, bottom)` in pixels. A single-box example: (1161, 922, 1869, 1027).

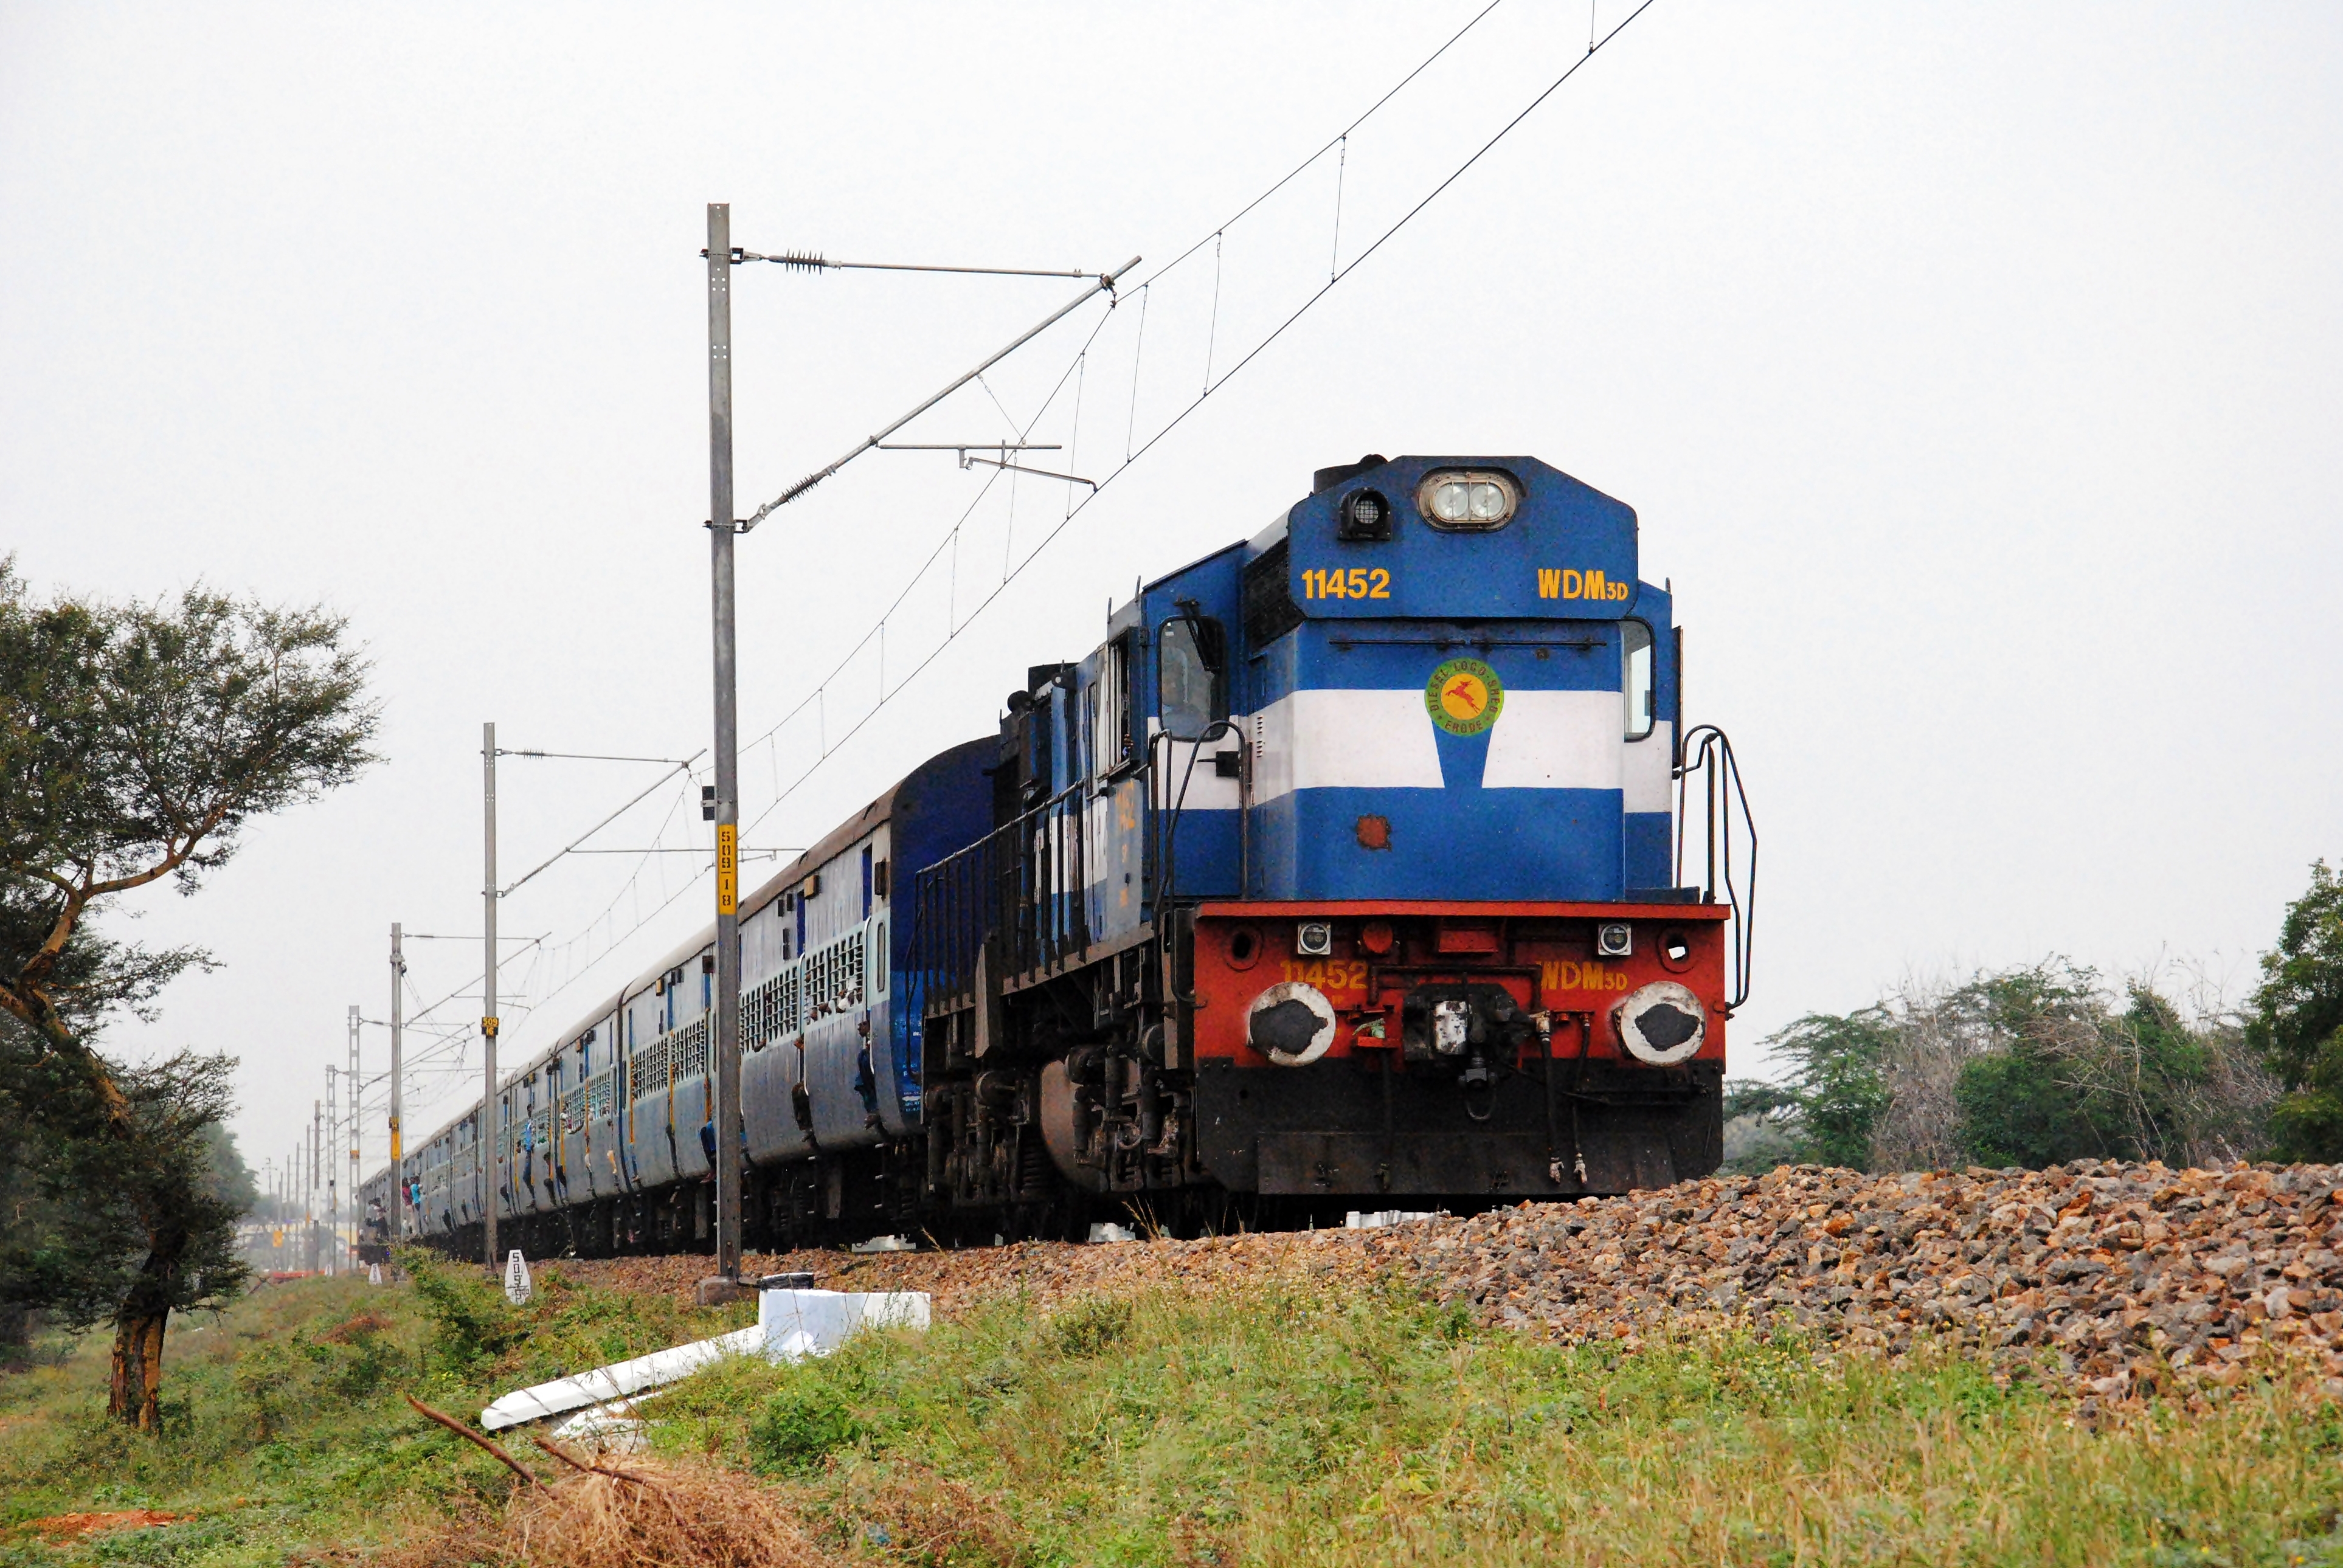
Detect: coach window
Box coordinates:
(1158, 616, 1227, 741)
(1622, 621, 1655, 741)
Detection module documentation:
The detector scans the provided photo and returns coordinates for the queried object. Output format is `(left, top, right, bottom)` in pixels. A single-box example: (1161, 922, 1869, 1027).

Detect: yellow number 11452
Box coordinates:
(1303, 567, 1391, 600)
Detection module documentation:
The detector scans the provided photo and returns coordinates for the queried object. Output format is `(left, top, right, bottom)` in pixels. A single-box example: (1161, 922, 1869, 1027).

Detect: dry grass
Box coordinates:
(805, 1462, 1028, 1564)
(392, 1452, 831, 1568)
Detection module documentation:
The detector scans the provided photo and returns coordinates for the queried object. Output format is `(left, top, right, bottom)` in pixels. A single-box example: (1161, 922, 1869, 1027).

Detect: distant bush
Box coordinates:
(1728, 959, 2275, 1173)
(2249, 860, 2343, 1161)
(1720, 1080, 1802, 1173)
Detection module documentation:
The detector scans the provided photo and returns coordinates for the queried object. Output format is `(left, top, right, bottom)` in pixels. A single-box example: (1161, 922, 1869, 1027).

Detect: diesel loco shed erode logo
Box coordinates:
(1425, 657, 1503, 736)
(1537, 567, 1631, 601)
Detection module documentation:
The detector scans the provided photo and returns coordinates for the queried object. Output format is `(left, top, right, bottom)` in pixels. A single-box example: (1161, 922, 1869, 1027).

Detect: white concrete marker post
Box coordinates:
(504, 1250, 531, 1306)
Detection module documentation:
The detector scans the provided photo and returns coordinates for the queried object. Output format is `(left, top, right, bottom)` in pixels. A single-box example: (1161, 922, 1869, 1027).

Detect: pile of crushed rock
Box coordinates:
(1416, 1160, 2343, 1407)
(555, 1160, 2342, 1406)
(555, 1229, 1379, 1318)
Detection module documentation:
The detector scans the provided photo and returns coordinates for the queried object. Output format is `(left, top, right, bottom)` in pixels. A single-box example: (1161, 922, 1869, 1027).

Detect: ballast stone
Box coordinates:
(1408, 1159, 2343, 1409)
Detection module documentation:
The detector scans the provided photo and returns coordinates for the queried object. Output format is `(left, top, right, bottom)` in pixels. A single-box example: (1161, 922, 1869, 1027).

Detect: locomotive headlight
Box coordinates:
(1248, 981, 1337, 1066)
(1614, 980, 1707, 1066)
(1417, 469, 1518, 531)
(1296, 920, 1333, 956)
(1595, 921, 1632, 958)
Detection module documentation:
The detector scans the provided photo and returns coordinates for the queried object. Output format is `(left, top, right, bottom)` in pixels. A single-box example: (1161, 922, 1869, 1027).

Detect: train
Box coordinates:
(361, 452, 1753, 1257)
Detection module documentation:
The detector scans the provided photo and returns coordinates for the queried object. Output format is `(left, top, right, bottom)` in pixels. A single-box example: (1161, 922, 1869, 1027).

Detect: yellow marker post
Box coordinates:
(717, 822, 739, 916)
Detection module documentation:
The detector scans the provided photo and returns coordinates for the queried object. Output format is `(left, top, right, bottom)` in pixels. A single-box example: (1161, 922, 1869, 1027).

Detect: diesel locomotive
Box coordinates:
(364, 453, 1753, 1255)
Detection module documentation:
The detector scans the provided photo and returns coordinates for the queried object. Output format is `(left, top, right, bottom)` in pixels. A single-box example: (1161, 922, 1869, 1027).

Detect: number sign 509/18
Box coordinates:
(1302, 567, 1391, 600)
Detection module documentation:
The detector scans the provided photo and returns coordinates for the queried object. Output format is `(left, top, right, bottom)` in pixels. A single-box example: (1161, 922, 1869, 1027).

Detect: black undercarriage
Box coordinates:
(422, 926, 1722, 1263)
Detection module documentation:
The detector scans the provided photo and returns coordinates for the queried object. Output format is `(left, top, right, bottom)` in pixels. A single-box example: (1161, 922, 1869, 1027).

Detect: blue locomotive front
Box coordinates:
(367, 453, 1751, 1253)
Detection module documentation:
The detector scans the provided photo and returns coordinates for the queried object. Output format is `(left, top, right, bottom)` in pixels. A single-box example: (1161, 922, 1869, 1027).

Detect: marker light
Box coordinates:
(1417, 469, 1519, 531)
(1338, 488, 1392, 542)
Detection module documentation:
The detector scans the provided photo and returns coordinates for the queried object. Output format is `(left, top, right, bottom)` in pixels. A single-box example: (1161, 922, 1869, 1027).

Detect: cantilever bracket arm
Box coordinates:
(734, 255, 1141, 531)
(960, 454, 1097, 489)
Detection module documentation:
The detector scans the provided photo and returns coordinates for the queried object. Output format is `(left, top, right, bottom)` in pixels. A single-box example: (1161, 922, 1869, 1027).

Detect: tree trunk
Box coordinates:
(107, 1224, 184, 1431)
(108, 1311, 167, 1429)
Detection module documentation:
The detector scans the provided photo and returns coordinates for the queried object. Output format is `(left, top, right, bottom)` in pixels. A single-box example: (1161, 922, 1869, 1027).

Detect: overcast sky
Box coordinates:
(4, 3, 2338, 1186)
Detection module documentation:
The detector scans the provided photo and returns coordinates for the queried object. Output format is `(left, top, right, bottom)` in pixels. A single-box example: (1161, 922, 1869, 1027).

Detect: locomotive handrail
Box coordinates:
(1150, 718, 1239, 912)
(908, 763, 1144, 1009)
(1673, 724, 1756, 1014)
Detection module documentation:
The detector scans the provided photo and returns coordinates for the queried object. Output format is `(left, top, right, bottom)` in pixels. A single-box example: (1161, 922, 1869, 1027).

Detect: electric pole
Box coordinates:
(326, 1066, 339, 1274)
(686, 216, 1124, 1290)
(390, 923, 406, 1242)
(482, 722, 500, 1272)
(304, 1111, 319, 1275)
(347, 1003, 360, 1266)
(706, 202, 744, 1285)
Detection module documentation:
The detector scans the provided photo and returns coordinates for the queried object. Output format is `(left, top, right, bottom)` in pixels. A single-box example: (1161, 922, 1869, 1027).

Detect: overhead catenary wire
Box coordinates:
(731, 0, 1662, 844)
(432, 0, 1660, 1096)
(562, 846, 801, 856)
(1135, 0, 1510, 288)
(738, 257, 1141, 527)
(497, 751, 706, 896)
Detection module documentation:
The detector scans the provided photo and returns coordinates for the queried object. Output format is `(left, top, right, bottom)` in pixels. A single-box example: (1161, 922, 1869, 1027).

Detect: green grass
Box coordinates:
(4, 1258, 2342, 1567)
(0, 1254, 755, 1568)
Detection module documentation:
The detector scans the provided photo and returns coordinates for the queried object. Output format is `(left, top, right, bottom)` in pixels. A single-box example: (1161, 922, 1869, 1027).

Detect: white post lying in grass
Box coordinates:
(477, 1288, 930, 1432)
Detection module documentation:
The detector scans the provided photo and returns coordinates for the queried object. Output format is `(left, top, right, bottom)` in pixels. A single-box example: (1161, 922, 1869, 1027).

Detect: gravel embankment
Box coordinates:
(553, 1159, 2343, 1405)
(553, 1228, 1387, 1318)
(1414, 1161, 2343, 1406)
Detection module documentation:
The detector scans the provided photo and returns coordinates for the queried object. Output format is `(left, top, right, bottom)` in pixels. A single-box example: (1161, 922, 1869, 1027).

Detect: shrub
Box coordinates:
(748, 1381, 863, 1475)
(1745, 961, 2273, 1172)
(1046, 1295, 1132, 1358)
(2250, 860, 2343, 1160)
(403, 1252, 528, 1372)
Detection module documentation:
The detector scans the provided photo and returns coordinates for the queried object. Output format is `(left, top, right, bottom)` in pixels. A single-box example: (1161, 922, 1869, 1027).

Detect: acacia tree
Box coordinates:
(0, 1042, 251, 1423)
(0, 559, 376, 1425)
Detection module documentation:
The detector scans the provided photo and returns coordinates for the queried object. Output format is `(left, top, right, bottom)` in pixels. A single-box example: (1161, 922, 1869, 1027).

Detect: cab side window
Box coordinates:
(1622, 621, 1655, 741)
(1157, 617, 1227, 741)
(1090, 633, 1137, 775)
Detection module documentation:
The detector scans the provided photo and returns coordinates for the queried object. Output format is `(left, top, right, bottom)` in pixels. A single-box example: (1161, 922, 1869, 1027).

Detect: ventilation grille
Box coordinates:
(1243, 538, 1303, 648)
